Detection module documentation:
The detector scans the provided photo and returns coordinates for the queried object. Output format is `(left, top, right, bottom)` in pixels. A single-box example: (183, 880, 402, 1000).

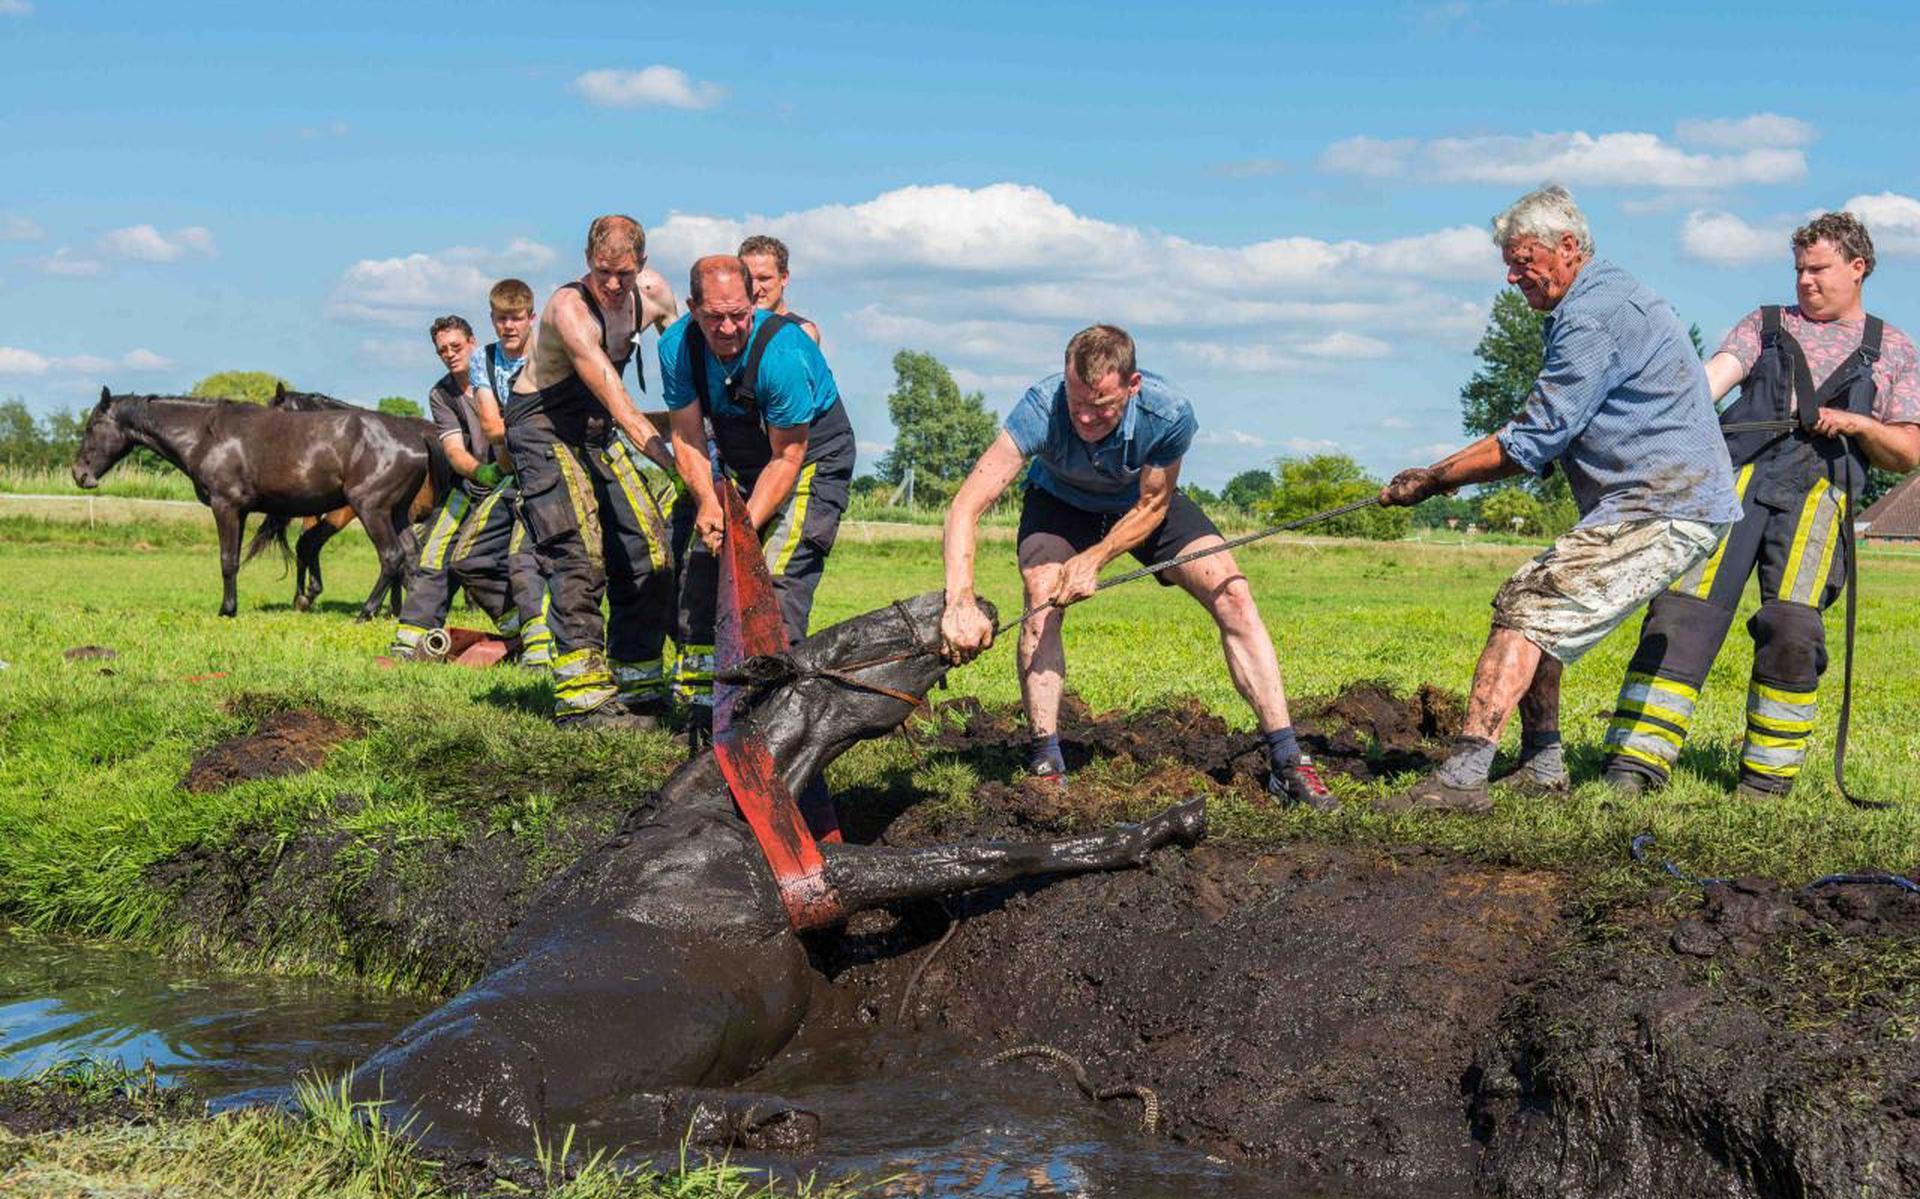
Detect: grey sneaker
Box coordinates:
(1375, 771, 1492, 815)
(1495, 768, 1571, 798)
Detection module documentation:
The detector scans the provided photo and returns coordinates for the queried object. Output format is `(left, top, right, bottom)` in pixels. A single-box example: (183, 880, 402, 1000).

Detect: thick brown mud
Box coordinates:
(132, 683, 1920, 1196)
(179, 709, 357, 793)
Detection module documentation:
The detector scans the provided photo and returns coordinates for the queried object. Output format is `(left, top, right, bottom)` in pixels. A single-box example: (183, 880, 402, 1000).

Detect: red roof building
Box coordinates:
(1859, 473, 1920, 542)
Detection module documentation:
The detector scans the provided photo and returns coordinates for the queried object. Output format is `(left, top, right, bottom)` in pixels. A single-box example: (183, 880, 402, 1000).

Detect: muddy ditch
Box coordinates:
(131, 683, 1920, 1197)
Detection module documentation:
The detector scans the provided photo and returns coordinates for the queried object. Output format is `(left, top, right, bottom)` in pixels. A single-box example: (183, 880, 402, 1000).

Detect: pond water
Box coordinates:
(0, 930, 1340, 1197)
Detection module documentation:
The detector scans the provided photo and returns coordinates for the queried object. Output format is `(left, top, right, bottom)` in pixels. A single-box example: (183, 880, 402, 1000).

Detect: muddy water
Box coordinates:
(0, 930, 1335, 1196)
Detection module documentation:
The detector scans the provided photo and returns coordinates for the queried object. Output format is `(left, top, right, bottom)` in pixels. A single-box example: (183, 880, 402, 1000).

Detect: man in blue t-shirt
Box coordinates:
(659, 253, 857, 732)
(939, 324, 1333, 809)
(467, 278, 553, 667)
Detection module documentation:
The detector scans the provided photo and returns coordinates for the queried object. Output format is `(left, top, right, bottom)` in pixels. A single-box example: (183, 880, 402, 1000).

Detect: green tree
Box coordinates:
(1181, 483, 1220, 507)
(1264, 453, 1410, 540)
(0, 400, 86, 470)
(377, 396, 423, 419)
(190, 370, 290, 405)
(1480, 487, 1546, 536)
(1411, 494, 1476, 529)
(1221, 469, 1277, 511)
(877, 350, 998, 485)
(1461, 288, 1547, 438)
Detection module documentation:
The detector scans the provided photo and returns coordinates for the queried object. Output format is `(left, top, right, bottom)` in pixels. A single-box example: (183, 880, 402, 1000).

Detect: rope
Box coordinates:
(995, 495, 1381, 634)
(896, 900, 961, 1026)
(1628, 833, 1920, 894)
(984, 1043, 1162, 1135)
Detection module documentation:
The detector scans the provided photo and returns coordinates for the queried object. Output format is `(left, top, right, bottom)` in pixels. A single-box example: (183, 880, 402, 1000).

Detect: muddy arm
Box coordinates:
(820, 798, 1205, 913)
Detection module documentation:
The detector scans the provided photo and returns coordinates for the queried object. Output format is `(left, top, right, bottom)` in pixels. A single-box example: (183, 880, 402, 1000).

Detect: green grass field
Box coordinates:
(2, 508, 1919, 990)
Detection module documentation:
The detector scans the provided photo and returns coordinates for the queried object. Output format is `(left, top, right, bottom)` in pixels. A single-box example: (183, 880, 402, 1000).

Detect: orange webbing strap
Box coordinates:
(712, 479, 845, 929)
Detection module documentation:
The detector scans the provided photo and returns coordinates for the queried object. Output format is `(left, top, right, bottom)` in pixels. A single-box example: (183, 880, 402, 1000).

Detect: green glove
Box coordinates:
(471, 462, 503, 489)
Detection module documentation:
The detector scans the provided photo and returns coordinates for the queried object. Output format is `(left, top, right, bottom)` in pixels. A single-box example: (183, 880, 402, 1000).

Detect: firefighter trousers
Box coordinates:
(506, 416, 677, 717)
(1603, 463, 1851, 792)
(391, 485, 542, 654)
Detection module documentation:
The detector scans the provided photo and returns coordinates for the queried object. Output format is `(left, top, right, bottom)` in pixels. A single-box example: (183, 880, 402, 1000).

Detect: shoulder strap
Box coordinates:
(1861, 314, 1885, 361)
(1762, 305, 1782, 336)
(684, 321, 712, 409)
(562, 280, 605, 332)
(733, 313, 798, 412)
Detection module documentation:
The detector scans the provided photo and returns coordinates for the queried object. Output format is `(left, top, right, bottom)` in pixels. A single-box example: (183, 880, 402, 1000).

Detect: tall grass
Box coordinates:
(0, 463, 200, 502)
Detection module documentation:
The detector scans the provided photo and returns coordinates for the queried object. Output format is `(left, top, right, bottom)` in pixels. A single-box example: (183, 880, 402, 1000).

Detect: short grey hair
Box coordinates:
(1490, 184, 1594, 255)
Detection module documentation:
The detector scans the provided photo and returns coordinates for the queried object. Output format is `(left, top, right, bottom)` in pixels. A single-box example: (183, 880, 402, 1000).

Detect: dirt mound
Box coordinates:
(0, 1065, 197, 1136)
(62, 645, 117, 661)
(180, 710, 357, 793)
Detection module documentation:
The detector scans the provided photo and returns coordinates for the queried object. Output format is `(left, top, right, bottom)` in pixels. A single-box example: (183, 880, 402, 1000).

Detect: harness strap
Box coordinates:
(685, 313, 797, 417)
(1830, 434, 1882, 810)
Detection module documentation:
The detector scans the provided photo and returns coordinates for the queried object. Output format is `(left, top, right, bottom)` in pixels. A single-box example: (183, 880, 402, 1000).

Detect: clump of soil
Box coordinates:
(62, 645, 117, 661)
(180, 710, 357, 793)
(0, 1065, 197, 1136)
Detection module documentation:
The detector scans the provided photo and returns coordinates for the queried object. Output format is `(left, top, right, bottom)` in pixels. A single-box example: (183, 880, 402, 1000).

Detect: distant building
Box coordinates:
(1858, 474, 1920, 543)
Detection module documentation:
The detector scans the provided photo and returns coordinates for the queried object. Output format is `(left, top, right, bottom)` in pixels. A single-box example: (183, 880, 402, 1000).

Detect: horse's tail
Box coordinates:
(245, 512, 294, 572)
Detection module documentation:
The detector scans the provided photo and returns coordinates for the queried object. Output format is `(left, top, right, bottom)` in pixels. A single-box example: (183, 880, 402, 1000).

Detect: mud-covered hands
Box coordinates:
(1048, 550, 1104, 608)
(939, 595, 995, 664)
(1381, 466, 1443, 507)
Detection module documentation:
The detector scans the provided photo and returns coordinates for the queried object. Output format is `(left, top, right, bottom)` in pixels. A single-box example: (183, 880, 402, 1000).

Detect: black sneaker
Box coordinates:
(1602, 767, 1651, 798)
(1270, 755, 1339, 811)
(1734, 778, 1790, 803)
(684, 704, 714, 756)
(555, 699, 659, 732)
(1494, 768, 1571, 798)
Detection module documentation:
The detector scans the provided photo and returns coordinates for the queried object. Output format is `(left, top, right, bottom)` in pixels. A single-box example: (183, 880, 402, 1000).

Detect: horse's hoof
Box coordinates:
(293, 596, 311, 613)
(1162, 797, 1208, 847)
(355, 611, 375, 624)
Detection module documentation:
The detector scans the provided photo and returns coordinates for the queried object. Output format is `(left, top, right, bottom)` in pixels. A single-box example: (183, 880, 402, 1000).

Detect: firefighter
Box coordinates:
(661, 254, 855, 742)
(1602, 212, 1920, 798)
(502, 215, 681, 730)
(387, 314, 529, 658)
(467, 278, 554, 667)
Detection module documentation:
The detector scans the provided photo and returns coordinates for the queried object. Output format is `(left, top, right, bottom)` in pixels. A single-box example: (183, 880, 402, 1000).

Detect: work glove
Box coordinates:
(471, 462, 503, 489)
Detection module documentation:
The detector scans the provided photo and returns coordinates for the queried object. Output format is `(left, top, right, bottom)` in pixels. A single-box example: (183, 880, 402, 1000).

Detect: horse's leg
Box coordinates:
(212, 502, 244, 618)
(294, 516, 338, 611)
(354, 499, 407, 623)
(388, 512, 417, 618)
(820, 798, 1206, 914)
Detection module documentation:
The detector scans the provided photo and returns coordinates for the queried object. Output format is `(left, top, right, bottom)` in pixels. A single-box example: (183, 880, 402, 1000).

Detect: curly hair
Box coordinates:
(1793, 211, 1876, 279)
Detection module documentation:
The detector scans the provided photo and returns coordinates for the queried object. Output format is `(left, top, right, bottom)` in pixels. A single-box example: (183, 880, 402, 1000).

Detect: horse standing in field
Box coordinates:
(355, 589, 1207, 1151)
(265, 385, 444, 613)
(70, 389, 447, 619)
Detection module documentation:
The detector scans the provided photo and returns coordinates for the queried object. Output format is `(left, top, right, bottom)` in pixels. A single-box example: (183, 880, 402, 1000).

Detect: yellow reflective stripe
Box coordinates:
(1621, 671, 1700, 702)
(508, 518, 524, 554)
(1676, 465, 1751, 597)
(1748, 712, 1815, 736)
(420, 491, 471, 569)
(451, 490, 503, 563)
(603, 441, 669, 570)
(1777, 482, 1831, 603)
(1753, 680, 1817, 706)
(1614, 699, 1695, 730)
(1742, 756, 1801, 777)
(551, 445, 601, 566)
(1609, 741, 1675, 770)
(770, 462, 816, 576)
(1793, 486, 1847, 606)
(1744, 730, 1807, 751)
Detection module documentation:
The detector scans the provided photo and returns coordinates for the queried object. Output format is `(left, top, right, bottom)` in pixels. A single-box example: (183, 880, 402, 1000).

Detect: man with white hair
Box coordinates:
(1376, 184, 1742, 814)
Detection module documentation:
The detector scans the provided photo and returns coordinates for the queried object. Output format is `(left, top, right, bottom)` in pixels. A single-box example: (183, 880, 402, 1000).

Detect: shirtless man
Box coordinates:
(503, 215, 681, 729)
(738, 235, 820, 343)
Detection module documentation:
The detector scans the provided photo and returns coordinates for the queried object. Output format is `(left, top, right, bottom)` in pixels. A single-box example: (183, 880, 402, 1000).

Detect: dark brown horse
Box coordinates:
(264, 385, 445, 613)
(71, 389, 446, 619)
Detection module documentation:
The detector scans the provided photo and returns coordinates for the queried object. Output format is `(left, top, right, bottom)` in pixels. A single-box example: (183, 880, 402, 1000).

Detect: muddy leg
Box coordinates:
(294, 519, 339, 611)
(585, 1088, 819, 1153)
(822, 798, 1205, 912)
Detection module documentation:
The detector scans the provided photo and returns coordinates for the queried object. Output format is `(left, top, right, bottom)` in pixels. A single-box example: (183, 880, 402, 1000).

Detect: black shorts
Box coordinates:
(1017, 486, 1220, 586)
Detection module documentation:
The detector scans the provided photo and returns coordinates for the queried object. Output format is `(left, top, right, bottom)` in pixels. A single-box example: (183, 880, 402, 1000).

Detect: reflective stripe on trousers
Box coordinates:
(551, 646, 617, 715)
(1742, 680, 1818, 780)
(1603, 671, 1700, 776)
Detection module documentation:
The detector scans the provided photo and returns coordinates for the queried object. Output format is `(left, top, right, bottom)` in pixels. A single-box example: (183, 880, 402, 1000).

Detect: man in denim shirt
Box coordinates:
(1378, 185, 1741, 814)
(939, 324, 1334, 809)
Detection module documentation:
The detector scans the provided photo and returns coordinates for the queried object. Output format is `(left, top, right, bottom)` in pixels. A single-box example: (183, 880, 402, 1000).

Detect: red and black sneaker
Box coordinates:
(1269, 754, 1338, 811)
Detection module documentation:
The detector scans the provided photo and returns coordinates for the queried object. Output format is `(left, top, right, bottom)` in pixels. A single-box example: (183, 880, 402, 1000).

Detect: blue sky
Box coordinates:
(3, 0, 1917, 486)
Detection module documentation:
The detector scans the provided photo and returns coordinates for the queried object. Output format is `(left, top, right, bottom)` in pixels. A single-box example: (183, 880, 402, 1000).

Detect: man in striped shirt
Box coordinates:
(1377, 185, 1741, 814)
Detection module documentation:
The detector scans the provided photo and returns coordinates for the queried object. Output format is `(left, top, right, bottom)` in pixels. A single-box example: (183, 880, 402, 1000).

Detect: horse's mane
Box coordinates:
(276, 390, 363, 412)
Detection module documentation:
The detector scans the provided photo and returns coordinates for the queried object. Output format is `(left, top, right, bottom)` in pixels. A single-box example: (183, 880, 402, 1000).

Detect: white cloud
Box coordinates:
(0, 214, 42, 241)
(329, 238, 558, 327)
(1842, 191, 1920, 255)
(1679, 210, 1785, 266)
(357, 337, 427, 370)
(573, 66, 725, 110)
(1297, 331, 1393, 359)
(1674, 113, 1816, 150)
(1320, 122, 1808, 190)
(1193, 428, 1274, 449)
(1279, 436, 1343, 455)
(855, 439, 894, 459)
(1381, 415, 1414, 430)
(1407, 440, 1462, 462)
(121, 348, 174, 371)
(98, 224, 217, 262)
(34, 248, 105, 277)
(0, 1, 33, 15)
(0, 346, 170, 375)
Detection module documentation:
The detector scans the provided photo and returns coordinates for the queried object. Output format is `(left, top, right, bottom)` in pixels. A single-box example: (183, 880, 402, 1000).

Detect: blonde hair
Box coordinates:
(488, 278, 534, 315)
(585, 214, 645, 262)
(1065, 324, 1137, 386)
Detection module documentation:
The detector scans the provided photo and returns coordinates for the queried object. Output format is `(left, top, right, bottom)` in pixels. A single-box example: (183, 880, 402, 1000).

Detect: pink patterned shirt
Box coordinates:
(1718, 306, 1920, 425)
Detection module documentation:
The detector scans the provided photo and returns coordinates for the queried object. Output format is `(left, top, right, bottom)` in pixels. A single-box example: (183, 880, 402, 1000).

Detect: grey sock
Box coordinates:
(1436, 736, 1497, 789)
(1518, 730, 1567, 782)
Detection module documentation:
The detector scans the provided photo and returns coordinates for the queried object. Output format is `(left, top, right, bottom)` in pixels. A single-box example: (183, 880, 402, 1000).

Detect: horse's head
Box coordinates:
(71, 387, 137, 489)
(736, 590, 996, 780)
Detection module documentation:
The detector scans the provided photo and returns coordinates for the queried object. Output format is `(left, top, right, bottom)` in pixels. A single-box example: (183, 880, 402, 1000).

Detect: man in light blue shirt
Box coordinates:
(1377, 185, 1739, 814)
(940, 324, 1334, 809)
